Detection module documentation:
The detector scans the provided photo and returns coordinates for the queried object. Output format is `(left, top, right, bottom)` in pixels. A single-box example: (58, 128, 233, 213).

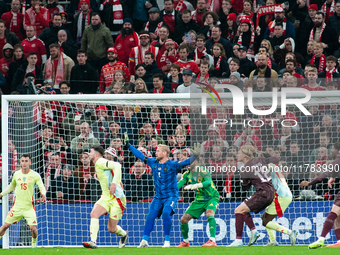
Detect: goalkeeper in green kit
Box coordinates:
(177, 158, 220, 247)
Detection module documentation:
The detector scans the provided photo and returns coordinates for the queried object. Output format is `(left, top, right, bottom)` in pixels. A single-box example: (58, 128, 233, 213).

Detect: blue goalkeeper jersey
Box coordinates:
(129, 145, 195, 199)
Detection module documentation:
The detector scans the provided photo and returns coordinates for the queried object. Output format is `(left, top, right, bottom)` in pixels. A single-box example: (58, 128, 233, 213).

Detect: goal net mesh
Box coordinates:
(2, 92, 340, 247)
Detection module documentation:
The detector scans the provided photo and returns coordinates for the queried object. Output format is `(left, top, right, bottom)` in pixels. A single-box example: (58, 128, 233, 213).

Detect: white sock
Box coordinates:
(287, 230, 292, 235)
(251, 229, 257, 234)
(319, 237, 325, 241)
(210, 237, 216, 242)
(183, 239, 189, 243)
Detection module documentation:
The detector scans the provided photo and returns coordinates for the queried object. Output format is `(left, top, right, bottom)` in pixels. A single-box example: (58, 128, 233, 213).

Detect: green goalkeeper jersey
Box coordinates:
(177, 166, 219, 201)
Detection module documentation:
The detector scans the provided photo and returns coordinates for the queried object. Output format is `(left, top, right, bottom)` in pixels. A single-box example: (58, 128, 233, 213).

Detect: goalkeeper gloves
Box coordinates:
(123, 132, 130, 149)
(184, 183, 203, 190)
(192, 143, 201, 156)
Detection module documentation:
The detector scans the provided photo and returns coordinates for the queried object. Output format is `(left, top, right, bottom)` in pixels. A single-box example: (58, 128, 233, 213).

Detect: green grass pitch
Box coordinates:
(1, 246, 340, 255)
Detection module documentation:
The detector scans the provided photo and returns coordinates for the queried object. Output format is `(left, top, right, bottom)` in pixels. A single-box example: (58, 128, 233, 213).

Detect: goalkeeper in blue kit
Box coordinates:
(124, 133, 201, 248)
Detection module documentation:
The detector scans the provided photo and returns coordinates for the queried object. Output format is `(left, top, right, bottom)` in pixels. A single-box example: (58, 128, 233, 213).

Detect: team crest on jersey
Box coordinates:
(130, 38, 134, 41)
(158, 167, 161, 170)
(31, 44, 35, 47)
(23, 177, 26, 182)
(28, 177, 33, 184)
(164, 167, 168, 171)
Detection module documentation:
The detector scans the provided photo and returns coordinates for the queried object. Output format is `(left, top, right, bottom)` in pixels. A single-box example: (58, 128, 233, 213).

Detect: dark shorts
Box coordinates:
(244, 190, 275, 214)
(334, 191, 340, 207)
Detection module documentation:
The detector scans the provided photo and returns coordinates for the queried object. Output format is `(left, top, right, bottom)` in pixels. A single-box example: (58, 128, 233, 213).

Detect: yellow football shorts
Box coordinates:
(5, 205, 37, 225)
(95, 196, 126, 220)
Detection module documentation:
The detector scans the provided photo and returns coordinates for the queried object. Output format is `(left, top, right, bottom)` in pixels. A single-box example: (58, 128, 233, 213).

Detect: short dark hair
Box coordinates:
(182, 9, 191, 15)
(21, 153, 31, 159)
(333, 142, 340, 151)
(145, 52, 154, 59)
(286, 59, 296, 66)
(196, 34, 206, 41)
(170, 63, 180, 71)
(164, 0, 173, 3)
(316, 11, 325, 18)
(153, 73, 163, 81)
(53, 13, 62, 19)
(77, 49, 87, 56)
(92, 145, 105, 157)
(59, 81, 69, 88)
(136, 63, 146, 70)
(258, 46, 268, 53)
(274, 22, 283, 28)
(28, 51, 37, 57)
(230, 58, 240, 66)
(178, 44, 189, 53)
(326, 55, 337, 63)
(91, 12, 101, 18)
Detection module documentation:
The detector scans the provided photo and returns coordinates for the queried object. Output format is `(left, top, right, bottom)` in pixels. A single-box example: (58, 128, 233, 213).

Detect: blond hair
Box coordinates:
(240, 145, 257, 159)
(158, 144, 170, 156)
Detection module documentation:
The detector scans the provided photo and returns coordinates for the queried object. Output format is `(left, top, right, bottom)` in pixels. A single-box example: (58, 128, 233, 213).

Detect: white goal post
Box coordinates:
(2, 90, 340, 248)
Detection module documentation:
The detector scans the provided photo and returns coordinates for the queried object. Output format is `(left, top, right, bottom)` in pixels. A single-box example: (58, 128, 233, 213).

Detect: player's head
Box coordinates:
(90, 146, 105, 161)
(331, 142, 340, 159)
(238, 145, 257, 162)
(156, 144, 170, 161)
(20, 154, 32, 170)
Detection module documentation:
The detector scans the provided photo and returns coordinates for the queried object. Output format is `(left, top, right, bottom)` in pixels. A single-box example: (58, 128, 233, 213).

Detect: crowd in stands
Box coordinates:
(1, 0, 340, 203)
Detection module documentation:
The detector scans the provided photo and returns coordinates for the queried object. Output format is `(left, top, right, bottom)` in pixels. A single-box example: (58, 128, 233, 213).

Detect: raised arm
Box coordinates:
(124, 132, 146, 161)
(179, 143, 201, 168)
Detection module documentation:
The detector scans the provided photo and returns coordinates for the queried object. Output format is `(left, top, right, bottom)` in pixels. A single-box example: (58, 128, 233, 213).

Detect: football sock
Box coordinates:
(90, 218, 99, 243)
(244, 213, 256, 231)
(114, 225, 126, 237)
(163, 216, 172, 242)
(235, 213, 245, 239)
(181, 223, 189, 240)
(266, 228, 276, 242)
(266, 221, 289, 234)
(207, 216, 216, 238)
(32, 237, 37, 243)
(321, 212, 338, 238)
(335, 229, 340, 240)
(143, 209, 158, 241)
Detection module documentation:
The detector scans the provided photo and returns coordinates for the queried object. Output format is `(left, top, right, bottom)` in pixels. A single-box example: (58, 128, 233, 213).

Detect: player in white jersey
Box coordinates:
(0, 154, 46, 248)
(83, 146, 128, 249)
(261, 158, 297, 246)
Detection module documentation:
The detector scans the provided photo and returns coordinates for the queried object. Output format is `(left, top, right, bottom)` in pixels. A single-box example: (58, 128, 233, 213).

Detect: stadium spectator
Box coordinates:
(72, 0, 92, 46)
(24, 0, 49, 36)
(21, 26, 46, 67)
(174, 44, 199, 75)
(124, 160, 154, 202)
(198, 12, 219, 40)
(205, 26, 233, 59)
(196, 61, 210, 85)
(141, 52, 163, 90)
(1, 0, 25, 41)
(57, 30, 78, 63)
(5, 44, 25, 93)
(284, 140, 306, 171)
(164, 64, 183, 92)
(237, 45, 256, 77)
(263, 6, 295, 40)
(114, 18, 140, 66)
(209, 43, 230, 78)
(309, 132, 332, 164)
(0, 43, 14, 77)
(119, 105, 139, 145)
(149, 73, 172, 93)
(0, 20, 19, 60)
(144, 7, 168, 40)
(91, 106, 110, 145)
(160, 0, 181, 37)
(176, 68, 201, 93)
(138, 122, 165, 148)
(98, 0, 124, 41)
(149, 107, 169, 141)
(309, 12, 338, 55)
(103, 121, 121, 148)
(156, 39, 179, 73)
(201, 124, 229, 154)
(99, 47, 129, 93)
(321, 0, 335, 23)
(249, 54, 278, 88)
(301, 67, 326, 91)
(329, 1, 340, 34)
(189, 34, 208, 67)
(128, 31, 159, 76)
(39, 14, 72, 57)
(43, 43, 75, 92)
(313, 115, 339, 145)
(229, 72, 243, 90)
(46, 164, 80, 201)
(233, 125, 262, 151)
(74, 152, 95, 196)
(151, 26, 170, 48)
(191, 0, 207, 27)
(43, 152, 63, 190)
(11, 52, 43, 93)
(43, 0, 64, 20)
(81, 12, 114, 72)
(70, 121, 100, 155)
(69, 50, 99, 94)
(274, 122, 302, 155)
(133, 78, 149, 93)
(174, 10, 200, 44)
(300, 104, 323, 150)
(318, 55, 340, 86)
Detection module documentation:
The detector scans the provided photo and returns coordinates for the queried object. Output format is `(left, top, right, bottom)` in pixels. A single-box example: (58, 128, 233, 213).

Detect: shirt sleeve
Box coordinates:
(107, 161, 122, 184)
(308, 173, 328, 186)
(1, 177, 16, 196)
(177, 171, 189, 189)
(129, 144, 146, 162)
(35, 173, 46, 196)
(178, 155, 195, 168)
